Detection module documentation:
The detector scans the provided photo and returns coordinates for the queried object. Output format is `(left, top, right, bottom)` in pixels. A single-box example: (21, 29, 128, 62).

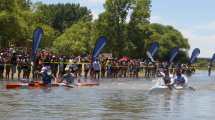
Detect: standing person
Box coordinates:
(121, 61, 128, 78)
(0, 54, 4, 79)
(51, 56, 58, 77)
(208, 62, 212, 77)
(22, 56, 28, 79)
(34, 56, 42, 80)
(92, 59, 101, 80)
(58, 57, 64, 78)
(26, 57, 31, 79)
(101, 59, 106, 78)
(84, 62, 90, 78)
(11, 51, 17, 80)
(106, 59, 112, 78)
(134, 61, 140, 78)
(17, 55, 22, 80)
(5, 56, 11, 80)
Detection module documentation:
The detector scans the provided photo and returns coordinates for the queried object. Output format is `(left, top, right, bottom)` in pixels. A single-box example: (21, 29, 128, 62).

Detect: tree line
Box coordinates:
(0, 0, 190, 61)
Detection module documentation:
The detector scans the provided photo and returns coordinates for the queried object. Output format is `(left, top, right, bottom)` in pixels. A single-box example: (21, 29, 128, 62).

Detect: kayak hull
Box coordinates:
(6, 82, 61, 89)
(76, 82, 99, 87)
(6, 81, 99, 89)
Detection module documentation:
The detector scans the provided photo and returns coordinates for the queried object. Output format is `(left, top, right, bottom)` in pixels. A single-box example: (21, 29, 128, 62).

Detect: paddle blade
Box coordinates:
(190, 48, 200, 64)
(146, 42, 159, 62)
(92, 36, 107, 60)
(32, 27, 43, 61)
(169, 47, 179, 63)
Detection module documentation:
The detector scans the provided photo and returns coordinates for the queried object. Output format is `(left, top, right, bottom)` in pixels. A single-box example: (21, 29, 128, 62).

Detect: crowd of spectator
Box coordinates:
(0, 48, 143, 81)
(0, 48, 196, 81)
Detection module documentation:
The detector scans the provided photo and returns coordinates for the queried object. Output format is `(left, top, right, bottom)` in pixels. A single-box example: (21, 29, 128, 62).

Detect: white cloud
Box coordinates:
(184, 31, 215, 58)
(150, 16, 215, 58)
(91, 11, 99, 20)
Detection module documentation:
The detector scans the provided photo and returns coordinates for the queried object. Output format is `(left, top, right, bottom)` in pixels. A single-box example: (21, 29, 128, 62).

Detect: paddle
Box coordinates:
(188, 86, 196, 91)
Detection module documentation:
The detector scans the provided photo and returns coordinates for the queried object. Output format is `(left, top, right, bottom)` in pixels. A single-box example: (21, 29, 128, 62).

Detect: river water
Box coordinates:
(0, 71, 215, 120)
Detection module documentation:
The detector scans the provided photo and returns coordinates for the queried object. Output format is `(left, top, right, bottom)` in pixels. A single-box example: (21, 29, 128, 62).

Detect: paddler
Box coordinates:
(61, 67, 75, 85)
(162, 69, 174, 86)
(41, 66, 54, 85)
(174, 68, 188, 86)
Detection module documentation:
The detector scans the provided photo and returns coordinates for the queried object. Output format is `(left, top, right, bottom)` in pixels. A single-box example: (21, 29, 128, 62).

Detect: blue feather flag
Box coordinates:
(190, 48, 200, 64)
(32, 27, 43, 61)
(92, 36, 107, 61)
(146, 42, 159, 62)
(169, 47, 179, 63)
(210, 53, 215, 63)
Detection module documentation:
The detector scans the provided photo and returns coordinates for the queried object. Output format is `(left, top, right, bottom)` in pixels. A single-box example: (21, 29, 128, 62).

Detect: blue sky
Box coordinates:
(32, 0, 215, 58)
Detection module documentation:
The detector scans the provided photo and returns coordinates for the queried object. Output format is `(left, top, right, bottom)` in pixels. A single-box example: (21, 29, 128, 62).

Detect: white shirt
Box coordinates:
(93, 61, 101, 71)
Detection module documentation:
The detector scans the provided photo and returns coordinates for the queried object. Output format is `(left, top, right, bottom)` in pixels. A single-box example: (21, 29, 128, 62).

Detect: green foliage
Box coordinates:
(35, 3, 92, 33)
(0, 0, 31, 48)
(31, 23, 58, 49)
(53, 21, 96, 55)
(130, 0, 151, 25)
(0, 0, 191, 62)
(148, 23, 190, 61)
(97, 0, 133, 57)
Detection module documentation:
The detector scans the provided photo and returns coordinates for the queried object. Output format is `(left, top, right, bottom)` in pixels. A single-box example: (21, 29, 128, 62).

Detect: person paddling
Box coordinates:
(174, 68, 188, 87)
(41, 66, 54, 86)
(61, 67, 76, 85)
(163, 69, 174, 86)
(160, 68, 174, 90)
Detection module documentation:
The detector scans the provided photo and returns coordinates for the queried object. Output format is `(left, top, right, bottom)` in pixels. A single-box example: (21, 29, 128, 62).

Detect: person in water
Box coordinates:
(174, 69, 187, 86)
(41, 66, 54, 85)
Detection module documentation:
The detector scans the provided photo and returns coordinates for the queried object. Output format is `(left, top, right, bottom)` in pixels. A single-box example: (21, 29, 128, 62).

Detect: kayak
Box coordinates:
(173, 85, 185, 90)
(149, 77, 190, 93)
(76, 82, 99, 87)
(6, 82, 73, 89)
(149, 85, 171, 93)
(6, 81, 99, 89)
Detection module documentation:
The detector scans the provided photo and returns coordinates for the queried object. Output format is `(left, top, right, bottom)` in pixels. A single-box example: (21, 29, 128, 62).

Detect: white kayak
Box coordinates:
(57, 83, 75, 88)
(149, 76, 192, 93)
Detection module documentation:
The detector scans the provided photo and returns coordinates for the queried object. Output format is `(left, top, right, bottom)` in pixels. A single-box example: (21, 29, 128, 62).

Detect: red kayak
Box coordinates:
(6, 81, 99, 89)
(6, 81, 60, 89)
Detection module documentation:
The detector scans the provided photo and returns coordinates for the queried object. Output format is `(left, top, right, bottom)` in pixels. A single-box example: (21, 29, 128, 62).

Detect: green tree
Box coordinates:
(0, 0, 31, 48)
(97, 0, 133, 57)
(35, 3, 92, 33)
(53, 21, 96, 55)
(127, 0, 151, 58)
(148, 23, 190, 61)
